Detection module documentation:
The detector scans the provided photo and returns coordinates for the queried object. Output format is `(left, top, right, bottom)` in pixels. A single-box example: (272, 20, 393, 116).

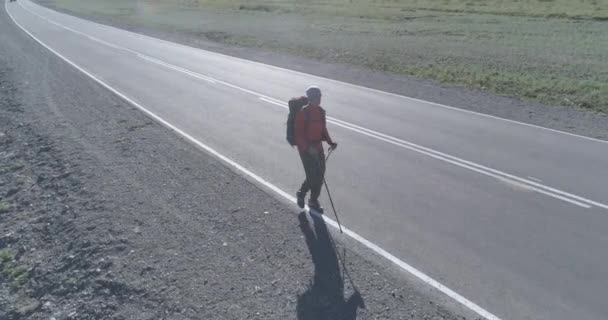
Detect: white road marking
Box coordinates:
(259, 97, 285, 107)
(88, 36, 125, 51)
(18, 1, 604, 210)
(142, 34, 599, 209)
(527, 176, 543, 183)
(17, 0, 608, 212)
(7, 2, 502, 319)
(257, 101, 591, 208)
(22, 0, 608, 147)
(138, 55, 217, 83)
(499, 177, 537, 192)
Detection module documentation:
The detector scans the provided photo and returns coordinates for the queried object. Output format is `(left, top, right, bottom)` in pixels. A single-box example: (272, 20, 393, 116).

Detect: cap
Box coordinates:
(305, 86, 322, 99)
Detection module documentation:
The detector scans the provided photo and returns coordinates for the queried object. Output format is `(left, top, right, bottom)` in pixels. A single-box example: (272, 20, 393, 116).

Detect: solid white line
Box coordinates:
(165, 62, 605, 210)
(20, 1, 218, 86)
(19, 1, 138, 54)
(89, 36, 126, 51)
(138, 55, 217, 83)
(17, 0, 605, 211)
(323, 117, 605, 209)
(259, 97, 286, 108)
(6, 3, 501, 320)
(259, 96, 284, 105)
(326, 120, 592, 208)
(21, 0, 608, 146)
(255, 98, 591, 208)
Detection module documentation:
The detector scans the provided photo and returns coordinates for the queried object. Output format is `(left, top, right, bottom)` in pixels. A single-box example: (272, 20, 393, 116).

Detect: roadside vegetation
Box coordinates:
(0, 201, 10, 214)
(202, 0, 608, 20)
(37, 0, 608, 112)
(0, 249, 30, 289)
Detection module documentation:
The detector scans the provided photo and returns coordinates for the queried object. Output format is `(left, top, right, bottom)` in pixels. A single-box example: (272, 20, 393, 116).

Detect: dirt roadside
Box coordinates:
(0, 6, 470, 320)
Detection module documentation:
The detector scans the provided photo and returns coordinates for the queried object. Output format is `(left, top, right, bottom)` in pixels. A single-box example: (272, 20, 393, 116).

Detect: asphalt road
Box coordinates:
(5, 1, 608, 319)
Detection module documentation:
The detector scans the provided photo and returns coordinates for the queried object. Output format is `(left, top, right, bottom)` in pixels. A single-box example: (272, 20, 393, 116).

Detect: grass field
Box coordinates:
(36, 0, 608, 113)
(200, 0, 608, 20)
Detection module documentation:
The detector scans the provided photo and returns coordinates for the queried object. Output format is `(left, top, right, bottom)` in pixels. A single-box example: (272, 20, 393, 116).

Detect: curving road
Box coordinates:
(5, 1, 608, 319)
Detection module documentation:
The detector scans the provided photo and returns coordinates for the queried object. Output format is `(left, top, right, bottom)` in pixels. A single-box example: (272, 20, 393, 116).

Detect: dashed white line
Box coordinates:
(257, 101, 591, 208)
(17, 0, 605, 211)
(138, 55, 217, 83)
(7, 2, 502, 319)
(24, 0, 608, 147)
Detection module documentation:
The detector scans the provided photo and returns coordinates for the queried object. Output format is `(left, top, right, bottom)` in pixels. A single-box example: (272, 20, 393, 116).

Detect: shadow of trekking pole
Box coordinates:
(323, 149, 343, 234)
(296, 212, 365, 320)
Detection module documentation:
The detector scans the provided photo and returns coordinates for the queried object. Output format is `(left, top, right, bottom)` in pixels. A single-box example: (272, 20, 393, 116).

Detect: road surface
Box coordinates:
(5, 1, 608, 319)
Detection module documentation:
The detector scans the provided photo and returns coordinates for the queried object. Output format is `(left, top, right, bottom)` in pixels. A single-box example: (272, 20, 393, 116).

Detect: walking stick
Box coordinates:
(324, 148, 343, 234)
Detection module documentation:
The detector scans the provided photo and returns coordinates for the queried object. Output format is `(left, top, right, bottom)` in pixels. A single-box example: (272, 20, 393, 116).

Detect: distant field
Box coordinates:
(199, 0, 608, 20)
(36, 0, 608, 113)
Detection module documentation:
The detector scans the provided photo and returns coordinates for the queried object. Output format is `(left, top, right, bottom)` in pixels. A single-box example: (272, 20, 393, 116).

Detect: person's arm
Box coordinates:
(321, 109, 337, 149)
(294, 111, 308, 151)
(322, 126, 334, 145)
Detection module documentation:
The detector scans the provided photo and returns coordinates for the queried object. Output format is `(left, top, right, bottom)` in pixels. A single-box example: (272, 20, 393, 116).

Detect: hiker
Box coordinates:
(293, 86, 337, 212)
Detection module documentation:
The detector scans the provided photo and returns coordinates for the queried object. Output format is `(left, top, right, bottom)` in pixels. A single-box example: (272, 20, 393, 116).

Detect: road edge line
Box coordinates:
(5, 2, 501, 319)
(21, 0, 608, 146)
(19, 0, 606, 211)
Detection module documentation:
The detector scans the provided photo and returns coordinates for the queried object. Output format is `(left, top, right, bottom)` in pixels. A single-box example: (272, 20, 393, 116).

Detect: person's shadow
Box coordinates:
(296, 211, 365, 320)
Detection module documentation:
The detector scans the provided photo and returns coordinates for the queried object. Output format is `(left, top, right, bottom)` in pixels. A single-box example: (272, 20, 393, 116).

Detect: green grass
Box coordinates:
(0, 250, 12, 264)
(197, 0, 608, 20)
(0, 201, 10, 213)
(404, 65, 607, 110)
(0, 249, 30, 289)
(36, 0, 608, 113)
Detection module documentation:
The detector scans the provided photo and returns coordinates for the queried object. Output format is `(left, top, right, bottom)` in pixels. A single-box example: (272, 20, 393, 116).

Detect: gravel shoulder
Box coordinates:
(0, 6, 469, 320)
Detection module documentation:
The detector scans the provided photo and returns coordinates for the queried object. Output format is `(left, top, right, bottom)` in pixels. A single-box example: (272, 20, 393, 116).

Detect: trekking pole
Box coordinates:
(325, 148, 334, 161)
(324, 149, 343, 234)
(322, 149, 363, 298)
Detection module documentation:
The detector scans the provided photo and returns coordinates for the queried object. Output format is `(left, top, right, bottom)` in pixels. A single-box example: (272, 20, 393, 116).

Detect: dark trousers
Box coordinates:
(299, 151, 326, 202)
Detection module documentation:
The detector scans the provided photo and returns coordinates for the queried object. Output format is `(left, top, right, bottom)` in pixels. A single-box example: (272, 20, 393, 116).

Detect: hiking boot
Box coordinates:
(296, 191, 306, 209)
(308, 200, 323, 214)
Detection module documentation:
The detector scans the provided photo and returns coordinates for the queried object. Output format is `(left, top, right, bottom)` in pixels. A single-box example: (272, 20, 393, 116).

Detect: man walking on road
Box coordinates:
(295, 86, 337, 212)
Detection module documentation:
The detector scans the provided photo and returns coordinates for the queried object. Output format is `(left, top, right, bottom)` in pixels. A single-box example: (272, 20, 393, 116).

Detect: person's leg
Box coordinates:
(300, 152, 316, 194)
(309, 154, 326, 204)
(298, 152, 314, 208)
